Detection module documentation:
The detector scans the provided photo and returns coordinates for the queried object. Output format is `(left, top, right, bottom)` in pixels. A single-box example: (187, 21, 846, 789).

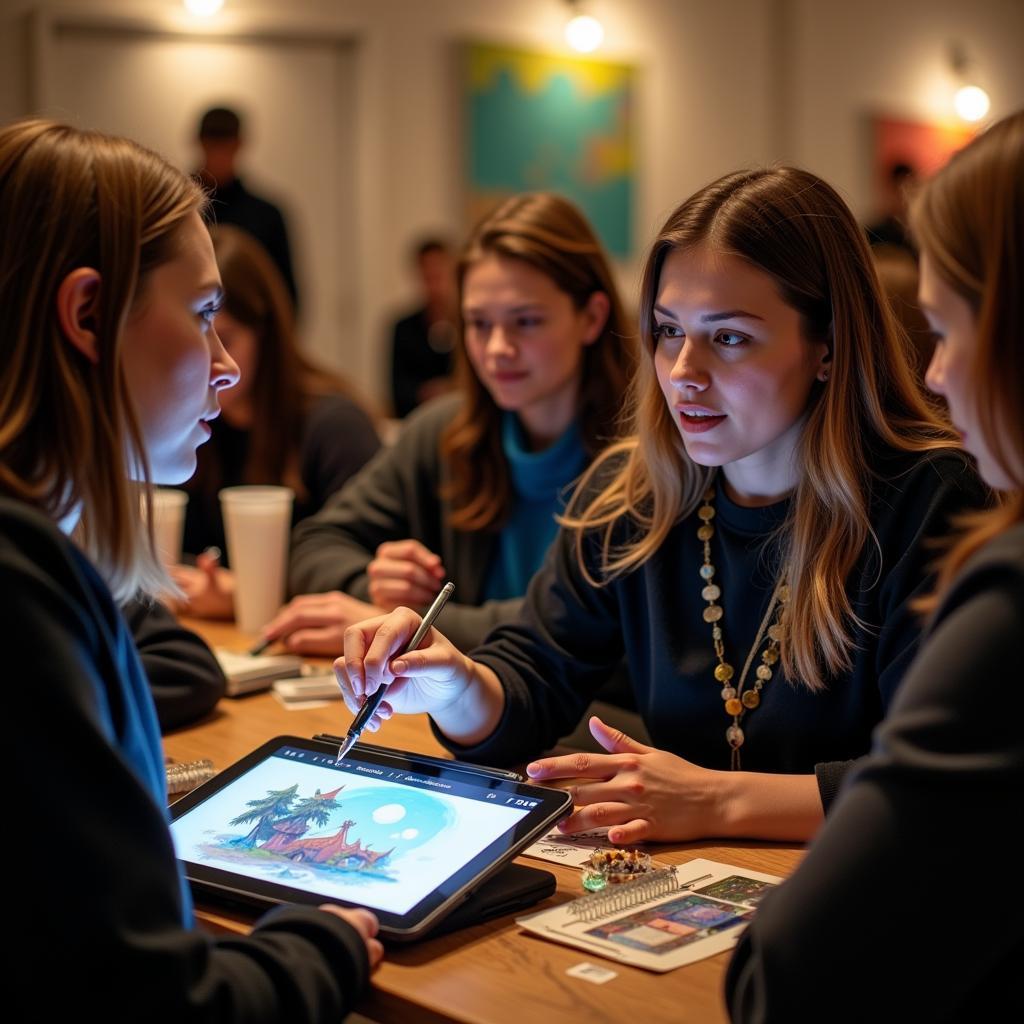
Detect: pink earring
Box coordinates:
(819, 369, 830, 382)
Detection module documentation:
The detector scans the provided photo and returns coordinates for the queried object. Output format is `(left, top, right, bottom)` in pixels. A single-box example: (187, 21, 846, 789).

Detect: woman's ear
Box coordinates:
(581, 290, 611, 345)
(815, 342, 833, 382)
(56, 267, 102, 364)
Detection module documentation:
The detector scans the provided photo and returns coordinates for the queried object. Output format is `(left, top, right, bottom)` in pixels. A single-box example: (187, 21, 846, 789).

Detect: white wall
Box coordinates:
(1, 0, 1022, 406)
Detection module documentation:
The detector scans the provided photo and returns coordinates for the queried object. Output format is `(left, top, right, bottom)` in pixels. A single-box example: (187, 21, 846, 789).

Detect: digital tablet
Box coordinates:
(169, 736, 572, 941)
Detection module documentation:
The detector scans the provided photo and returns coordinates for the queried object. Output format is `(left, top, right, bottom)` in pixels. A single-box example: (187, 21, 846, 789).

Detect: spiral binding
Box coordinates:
(165, 758, 216, 795)
(567, 865, 679, 922)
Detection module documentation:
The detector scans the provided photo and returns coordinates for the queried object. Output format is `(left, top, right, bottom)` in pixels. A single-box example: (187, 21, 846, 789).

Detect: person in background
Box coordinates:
(337, 166, 985, 846)
(195, 105, 300, 308)
(865, 160, 919, 255)
(390, 237, 459, 418)
(267, 192, 635, 660)
(172, 225, 380, 619)
(1, 118, 381, 1020)
(726, 110, 1024, 1024)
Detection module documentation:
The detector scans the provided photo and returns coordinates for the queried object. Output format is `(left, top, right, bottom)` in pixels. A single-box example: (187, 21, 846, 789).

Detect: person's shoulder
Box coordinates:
(397, 392, 464, 440)
(956, 522, 1024, 587)
(305, 392, 378, 437)
(0, 497, 103, 602)
(0, 497, 73, 566)
(871, 446, 982, 506)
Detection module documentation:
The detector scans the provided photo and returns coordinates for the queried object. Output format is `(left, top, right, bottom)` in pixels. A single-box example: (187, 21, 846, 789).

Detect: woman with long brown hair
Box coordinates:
(172, 224, 380, 618)
(726, 111, 1024, 1023)
(338, 166, 985, 844)
(0, 118, 380, 1017)
(266, 192, 635, 654)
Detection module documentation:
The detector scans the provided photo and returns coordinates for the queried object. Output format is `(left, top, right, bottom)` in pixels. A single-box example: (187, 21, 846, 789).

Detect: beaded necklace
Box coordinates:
(697, 487, 789, 770)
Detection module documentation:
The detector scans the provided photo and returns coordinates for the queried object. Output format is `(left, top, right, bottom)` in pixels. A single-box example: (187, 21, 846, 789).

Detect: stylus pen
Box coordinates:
(337, 581, 455, 760)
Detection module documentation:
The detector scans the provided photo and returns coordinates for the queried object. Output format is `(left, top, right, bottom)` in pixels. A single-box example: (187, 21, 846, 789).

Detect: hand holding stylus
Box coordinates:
(334, 583, 457, 757)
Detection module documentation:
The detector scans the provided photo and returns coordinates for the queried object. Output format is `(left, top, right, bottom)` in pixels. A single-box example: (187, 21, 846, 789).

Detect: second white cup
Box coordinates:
(219, 485, 294, 634)
(150, 488, 189, 566)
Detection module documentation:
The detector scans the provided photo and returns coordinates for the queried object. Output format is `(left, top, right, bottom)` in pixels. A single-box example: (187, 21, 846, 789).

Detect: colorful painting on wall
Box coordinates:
(464, 43, 636, 258)
(872, 115, 977, 197)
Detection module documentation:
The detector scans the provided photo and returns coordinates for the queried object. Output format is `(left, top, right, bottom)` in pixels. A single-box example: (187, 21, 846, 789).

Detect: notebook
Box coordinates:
(516, 857, 782, 972)
(214, 649, 305, 696)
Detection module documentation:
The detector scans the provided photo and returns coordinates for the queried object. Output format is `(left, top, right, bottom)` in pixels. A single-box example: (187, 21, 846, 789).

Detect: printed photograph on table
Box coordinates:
(586, 893, 753, 955)
(463, 42, 635, 257)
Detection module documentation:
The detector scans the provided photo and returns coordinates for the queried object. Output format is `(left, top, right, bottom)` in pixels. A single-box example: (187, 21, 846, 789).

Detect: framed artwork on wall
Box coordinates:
(463, 42, 636, 258)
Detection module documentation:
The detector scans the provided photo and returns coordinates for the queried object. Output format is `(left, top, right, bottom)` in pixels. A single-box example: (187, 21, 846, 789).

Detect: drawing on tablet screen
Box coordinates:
(197, 781, 455, 882)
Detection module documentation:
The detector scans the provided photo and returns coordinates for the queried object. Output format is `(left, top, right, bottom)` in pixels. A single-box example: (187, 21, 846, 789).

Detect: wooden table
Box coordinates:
(166, 621, 803, 1024)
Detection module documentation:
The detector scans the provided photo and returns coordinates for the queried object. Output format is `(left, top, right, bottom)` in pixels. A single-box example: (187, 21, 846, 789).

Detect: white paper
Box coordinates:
(521, 827, 611, 867)
(517, 858, 782, 973)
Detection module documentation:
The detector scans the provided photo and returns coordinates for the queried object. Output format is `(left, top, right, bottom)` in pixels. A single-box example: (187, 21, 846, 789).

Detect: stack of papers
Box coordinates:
(214, 649, 305, 696)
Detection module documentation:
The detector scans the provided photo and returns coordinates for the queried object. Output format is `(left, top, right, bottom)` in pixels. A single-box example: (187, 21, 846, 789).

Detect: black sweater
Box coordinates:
(447, 451, 984, 800)
(3, 498, 371, 1022)
(725, 522, 1024, 1023)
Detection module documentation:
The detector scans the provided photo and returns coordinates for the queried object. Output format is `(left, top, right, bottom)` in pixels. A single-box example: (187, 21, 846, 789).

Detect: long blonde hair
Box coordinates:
(911, 110, 1024, 605)
(563, 167, 959, 691)
(441, 192, 636, 532)
(0, 119, 206, 601)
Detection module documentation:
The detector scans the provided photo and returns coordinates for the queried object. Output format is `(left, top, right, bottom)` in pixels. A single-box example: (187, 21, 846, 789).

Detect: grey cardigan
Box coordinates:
(288, 394, 522, 652)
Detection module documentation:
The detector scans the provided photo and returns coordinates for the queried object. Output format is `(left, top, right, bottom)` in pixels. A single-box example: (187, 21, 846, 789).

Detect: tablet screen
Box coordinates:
(170, 737, 570, 936)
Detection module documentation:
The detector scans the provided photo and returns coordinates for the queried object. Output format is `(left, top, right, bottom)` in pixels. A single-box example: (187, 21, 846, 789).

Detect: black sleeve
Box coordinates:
(725, 554, 1024, 1023)
(5, 526, 371, 1022)
(124, 596, 226, 732)
(300, 395, 381, 513)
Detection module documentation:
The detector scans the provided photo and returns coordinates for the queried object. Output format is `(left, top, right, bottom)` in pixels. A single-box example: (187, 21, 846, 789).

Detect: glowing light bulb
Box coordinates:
(565, 14, 604, 53)
(184, 0, 224, 16)
(954, 85, 990, 123)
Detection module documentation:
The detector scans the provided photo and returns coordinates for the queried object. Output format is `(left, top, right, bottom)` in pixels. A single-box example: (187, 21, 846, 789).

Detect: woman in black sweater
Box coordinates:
(336, 166, 985, 845)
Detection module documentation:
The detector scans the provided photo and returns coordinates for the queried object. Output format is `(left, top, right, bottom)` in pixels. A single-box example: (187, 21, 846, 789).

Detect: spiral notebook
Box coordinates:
(516, 858, 782, 972)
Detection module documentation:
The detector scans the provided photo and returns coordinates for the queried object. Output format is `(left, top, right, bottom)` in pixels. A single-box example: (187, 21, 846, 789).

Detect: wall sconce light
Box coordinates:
(564, 1, 604, 54)
(949, 43, 990, 123)
(183, 0, 224, 16)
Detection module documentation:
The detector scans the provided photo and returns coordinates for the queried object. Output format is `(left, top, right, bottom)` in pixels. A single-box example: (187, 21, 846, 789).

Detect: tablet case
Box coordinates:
(192, 862, 556, 942)
(427, 862, 556, 938)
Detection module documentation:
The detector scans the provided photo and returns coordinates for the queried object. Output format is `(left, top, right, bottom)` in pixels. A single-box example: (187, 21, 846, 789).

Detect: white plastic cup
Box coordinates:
(219, 485, 294, 634)
(150, 488, 188, 566)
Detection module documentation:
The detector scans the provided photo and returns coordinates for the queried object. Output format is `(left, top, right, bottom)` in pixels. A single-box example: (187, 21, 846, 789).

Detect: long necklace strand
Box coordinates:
(697, 487, 788, 770)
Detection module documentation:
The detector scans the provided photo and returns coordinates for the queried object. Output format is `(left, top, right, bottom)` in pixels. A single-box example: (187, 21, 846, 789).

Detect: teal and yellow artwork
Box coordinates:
(465, 43, 635, 257)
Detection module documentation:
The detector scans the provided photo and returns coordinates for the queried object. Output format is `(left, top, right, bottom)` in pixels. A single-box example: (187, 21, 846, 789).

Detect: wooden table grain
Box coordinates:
(166, 620, 803, 1024)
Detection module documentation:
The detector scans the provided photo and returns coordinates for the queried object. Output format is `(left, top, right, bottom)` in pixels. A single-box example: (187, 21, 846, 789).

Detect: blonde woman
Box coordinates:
(338, 167, 985, 844)
(0, 119, 380, 1018)
(727, 111, 1024, 1023)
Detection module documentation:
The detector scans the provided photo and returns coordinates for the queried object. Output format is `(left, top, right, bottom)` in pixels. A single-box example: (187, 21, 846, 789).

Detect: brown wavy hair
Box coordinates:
(563, 167, 959, 692)
(440, 192, 636, 531)
(911, 110, 1024, 606)
(0, 118, 205, 601)
(186, 225, 365, 505)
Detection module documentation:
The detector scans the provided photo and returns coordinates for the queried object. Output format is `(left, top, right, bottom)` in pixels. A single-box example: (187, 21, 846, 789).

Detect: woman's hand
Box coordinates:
(336, 607, 473, 726)
(337, 607, 505, 745)
(168, 550, 235, 620)
(367, 539, 446, 611)
(317, 905, 384, 970)
(525, 716, 728, 844)
(261, 591, 383, 656)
